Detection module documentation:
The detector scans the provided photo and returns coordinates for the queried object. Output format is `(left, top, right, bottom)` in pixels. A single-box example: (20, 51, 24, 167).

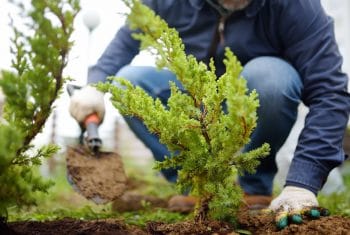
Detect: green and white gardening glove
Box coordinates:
(269, 186, 330, 230)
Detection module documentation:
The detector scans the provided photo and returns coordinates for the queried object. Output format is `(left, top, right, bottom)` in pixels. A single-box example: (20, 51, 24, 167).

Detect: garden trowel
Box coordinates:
(66, 84, 127, 204)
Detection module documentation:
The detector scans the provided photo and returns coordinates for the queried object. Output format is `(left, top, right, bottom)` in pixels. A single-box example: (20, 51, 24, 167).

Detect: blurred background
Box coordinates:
(0, 0, 349, 193)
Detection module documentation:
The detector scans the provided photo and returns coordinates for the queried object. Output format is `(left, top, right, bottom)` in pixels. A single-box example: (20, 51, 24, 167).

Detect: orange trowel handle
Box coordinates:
(84, 113, 100, 126)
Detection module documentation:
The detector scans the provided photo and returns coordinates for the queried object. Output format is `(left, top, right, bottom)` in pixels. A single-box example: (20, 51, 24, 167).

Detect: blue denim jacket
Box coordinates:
(88, 0, 350, 194)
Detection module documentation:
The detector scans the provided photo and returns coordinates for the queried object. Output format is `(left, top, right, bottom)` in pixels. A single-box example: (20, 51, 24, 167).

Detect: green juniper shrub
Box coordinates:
(98, 0, 270, 223)
(0, 0, 79, 218)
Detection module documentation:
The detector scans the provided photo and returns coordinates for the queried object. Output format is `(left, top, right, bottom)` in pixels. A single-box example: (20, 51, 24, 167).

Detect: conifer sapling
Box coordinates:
(0, 0, 79, 218)
(98, 0, 270, 222)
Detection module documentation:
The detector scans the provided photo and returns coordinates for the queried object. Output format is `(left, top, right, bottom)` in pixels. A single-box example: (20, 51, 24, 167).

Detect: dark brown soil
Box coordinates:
(66, 146, 127, 204)
(144, 211, 350, 235)
(6, 212, 350, 235)
(237, 208, 350, 235)
(146, 220, 238, 235)
(7, 218, 146, 235)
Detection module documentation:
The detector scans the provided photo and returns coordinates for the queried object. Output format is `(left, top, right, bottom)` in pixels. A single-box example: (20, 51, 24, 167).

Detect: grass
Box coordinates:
(8, 153, 350, 225)
(8, 153, 187, 226)
(318, 162, 350, 217)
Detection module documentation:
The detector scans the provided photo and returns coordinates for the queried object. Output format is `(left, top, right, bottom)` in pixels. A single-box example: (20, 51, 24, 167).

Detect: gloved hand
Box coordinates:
(269, 186, 329, 230)
(69, 86, 105, 123)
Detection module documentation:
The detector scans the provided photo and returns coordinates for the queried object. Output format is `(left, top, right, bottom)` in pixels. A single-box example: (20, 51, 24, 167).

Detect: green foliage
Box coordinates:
(319, 192, 350, 217)
(318, 170, 350, 217)
(122, 209, 188, 227)
(0, 0, 79, 218)
(98, 0, 270, 222)
(8, 156, 186, 225)
(9, 205, 187, 228)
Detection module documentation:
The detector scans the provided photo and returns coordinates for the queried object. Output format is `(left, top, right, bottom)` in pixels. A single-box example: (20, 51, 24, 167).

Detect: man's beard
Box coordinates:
(217, 0, 252, 11)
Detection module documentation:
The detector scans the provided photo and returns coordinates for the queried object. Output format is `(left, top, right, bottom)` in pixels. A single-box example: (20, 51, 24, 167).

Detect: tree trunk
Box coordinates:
(195, 197, 210, 223)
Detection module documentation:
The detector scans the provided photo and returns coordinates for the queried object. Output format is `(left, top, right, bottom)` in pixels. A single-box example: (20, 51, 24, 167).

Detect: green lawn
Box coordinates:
(318, 162, 350, 217)
(8, 155, 350, 225)
(8, 155, 187, 226)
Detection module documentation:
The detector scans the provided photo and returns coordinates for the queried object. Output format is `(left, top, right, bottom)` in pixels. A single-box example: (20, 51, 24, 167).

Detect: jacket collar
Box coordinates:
(190, 0, 266, 18)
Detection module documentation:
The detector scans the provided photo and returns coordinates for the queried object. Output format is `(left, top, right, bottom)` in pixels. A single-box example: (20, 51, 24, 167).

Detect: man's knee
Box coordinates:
(242, 56, 303, 101)
(116, 65, 152, 86)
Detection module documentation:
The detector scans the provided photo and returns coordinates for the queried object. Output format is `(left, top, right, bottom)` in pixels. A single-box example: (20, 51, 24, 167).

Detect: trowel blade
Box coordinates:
(66, 146, 127, 204)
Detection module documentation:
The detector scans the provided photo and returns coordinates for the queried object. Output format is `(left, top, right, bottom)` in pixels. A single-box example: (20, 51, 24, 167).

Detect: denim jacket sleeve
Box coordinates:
(87, 0, 158, 84)
(277, 0, 350, 194)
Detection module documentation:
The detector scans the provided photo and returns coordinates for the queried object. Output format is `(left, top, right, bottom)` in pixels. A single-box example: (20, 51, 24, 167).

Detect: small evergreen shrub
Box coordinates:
(0, 0, 79, 217)
(98, 0, 270, 222)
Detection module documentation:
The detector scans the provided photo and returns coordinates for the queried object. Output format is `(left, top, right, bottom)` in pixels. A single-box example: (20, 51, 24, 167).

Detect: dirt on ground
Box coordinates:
(66, 146, 127, 204)
(237, 208, 350, 235)
(5, 208, 350, 235)
(144, 210, 350, 235)
(6, 218, 146, 235)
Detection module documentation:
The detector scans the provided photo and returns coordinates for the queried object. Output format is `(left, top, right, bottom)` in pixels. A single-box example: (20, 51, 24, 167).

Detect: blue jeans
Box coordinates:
(116, 57, 303, 195)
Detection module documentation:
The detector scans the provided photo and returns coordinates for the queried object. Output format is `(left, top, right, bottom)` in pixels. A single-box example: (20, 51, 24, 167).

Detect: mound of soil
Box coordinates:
(6, 213, 350, 235)
(237, 209, 350, 235)
(66, 146, 127, 204)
